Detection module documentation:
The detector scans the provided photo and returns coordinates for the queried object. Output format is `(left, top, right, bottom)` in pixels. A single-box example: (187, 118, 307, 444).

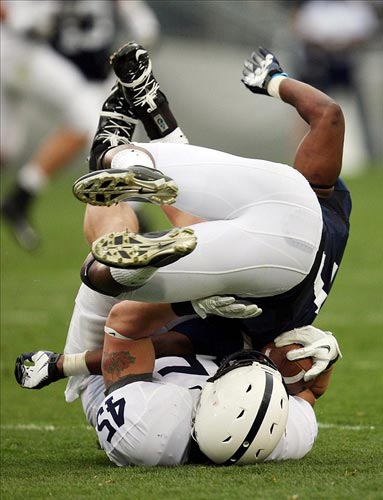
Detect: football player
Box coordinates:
(71, 41, 347, 374)
(14, 41, 347, 465)
(1, 0, 159, 250)
(15, 281, 333, 465)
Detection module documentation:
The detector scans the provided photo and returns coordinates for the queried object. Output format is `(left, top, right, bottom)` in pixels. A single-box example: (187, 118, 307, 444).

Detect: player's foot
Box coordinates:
(1, 187, 39, 251)
(72, 167, 178, 206)
(91, 82, 139, 154)
(110, 42, 176, 137)
(111, 42, 161, 112)
(92, 227, 197, 269)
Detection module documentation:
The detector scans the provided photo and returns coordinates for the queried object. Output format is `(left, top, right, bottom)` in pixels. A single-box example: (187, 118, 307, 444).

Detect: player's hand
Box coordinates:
(242, 46, 287, 96)
(15, 351, 63, 389)
(274, 326, 342, 381)
(192, 296, 262, 319)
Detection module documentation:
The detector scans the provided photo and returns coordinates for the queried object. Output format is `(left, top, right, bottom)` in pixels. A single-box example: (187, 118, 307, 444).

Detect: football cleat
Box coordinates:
(92, 227, 197, 269)
(110, 42, 178, 138)
(72, 166, 178, 206)
(89, 82, 139, 170)
(111, 42, 162, 113)
(1, 187, 39, 251)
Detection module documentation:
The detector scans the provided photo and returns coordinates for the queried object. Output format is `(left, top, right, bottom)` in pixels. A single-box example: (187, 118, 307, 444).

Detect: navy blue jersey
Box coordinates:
(49, 1, 119, 81)
(174, 179, 351, 354)
(173, 316, 244, 362)
(242, 178, 351, 350)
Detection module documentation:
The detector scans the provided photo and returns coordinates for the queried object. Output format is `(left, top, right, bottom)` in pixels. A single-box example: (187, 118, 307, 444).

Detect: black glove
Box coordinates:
(242, 46, 287, 96)
(15, 351, 63, 389)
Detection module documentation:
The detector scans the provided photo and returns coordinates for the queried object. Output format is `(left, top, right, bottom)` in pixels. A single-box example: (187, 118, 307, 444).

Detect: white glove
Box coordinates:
(274, 326, 342, 381)
(15, 351, 63, 389)
(191, 296, 262, 319)
(242, 46, 287, 96)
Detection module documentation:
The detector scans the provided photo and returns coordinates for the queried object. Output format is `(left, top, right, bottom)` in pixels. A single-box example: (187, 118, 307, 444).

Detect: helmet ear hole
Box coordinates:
(246, 384, 252, 393)
(237, 409, 245, 419)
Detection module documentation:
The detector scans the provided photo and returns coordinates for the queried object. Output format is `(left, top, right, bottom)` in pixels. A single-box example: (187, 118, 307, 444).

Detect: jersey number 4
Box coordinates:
(96, 395, 126, 443)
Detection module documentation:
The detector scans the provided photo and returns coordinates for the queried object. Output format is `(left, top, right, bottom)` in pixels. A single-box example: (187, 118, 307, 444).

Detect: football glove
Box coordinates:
(242, 46, 287, 96)
(192, 295, 262, 319)
(274, 326, 342, 381)
(15, 350, 64, 389)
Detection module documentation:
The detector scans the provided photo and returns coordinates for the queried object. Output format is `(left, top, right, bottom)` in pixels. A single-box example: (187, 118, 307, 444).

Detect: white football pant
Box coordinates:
(114, 142, 323, 303)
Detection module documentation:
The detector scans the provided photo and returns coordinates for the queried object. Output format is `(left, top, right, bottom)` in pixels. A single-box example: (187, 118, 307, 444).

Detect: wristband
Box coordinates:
(63, 351, 90, 376)
(267, 73, 288, 99)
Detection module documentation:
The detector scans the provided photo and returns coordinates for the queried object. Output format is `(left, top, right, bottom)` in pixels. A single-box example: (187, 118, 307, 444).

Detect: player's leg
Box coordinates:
(63, 283, 119, 404)
(79, 41, 191, 242)
(75, 139, 322, 223)
(83, 203, 140, 245)
(80, 153, 323, 302)
(110, 214, 320, 303)
(1, 44, 96, 250)
(110, 41, 188, 145)
(76, 42, 322, 302)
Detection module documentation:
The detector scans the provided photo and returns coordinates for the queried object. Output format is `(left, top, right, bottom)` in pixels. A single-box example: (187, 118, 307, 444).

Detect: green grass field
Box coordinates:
(1, 168, 383, 500)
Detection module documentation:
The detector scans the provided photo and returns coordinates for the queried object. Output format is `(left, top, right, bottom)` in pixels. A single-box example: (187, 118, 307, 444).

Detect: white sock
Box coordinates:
(110, 266, 157, 287)
(150, 127, 189, 144)
(18, 162, 49, 194)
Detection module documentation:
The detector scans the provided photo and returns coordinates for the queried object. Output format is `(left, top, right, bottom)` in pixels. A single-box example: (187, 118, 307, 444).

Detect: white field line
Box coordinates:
(317, 422, 376, 431)
(0, 422, 376, 432)
(1, 424, 93, 431)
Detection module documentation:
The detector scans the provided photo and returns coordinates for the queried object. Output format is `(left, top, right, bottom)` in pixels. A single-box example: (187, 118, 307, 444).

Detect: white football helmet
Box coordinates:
(193, 350, 289, 465)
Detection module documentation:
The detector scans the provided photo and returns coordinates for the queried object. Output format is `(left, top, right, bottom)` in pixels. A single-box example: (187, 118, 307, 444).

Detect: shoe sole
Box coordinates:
(92, 228, 197, 269)
(72, 168, 178, 206)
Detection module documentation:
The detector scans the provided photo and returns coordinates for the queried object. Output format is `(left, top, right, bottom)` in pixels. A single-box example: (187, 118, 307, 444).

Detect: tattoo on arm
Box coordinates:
(103, 351, 136, 379)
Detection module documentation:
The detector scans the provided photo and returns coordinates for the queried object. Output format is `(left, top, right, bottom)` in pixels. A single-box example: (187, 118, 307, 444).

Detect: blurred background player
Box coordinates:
(286, 0, 379, 174)
(0, 0, 160, 250)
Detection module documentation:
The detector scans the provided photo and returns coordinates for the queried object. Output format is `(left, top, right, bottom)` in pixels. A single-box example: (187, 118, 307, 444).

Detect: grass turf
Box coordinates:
(1, 169, 383, 500)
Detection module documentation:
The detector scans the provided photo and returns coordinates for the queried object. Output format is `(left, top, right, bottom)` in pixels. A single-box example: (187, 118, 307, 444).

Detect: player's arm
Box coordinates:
(242, 47, 344, 196)
(14, 331, 196, 390)
(274, 325, 342, 383)
(280, 79, 344, 194)
(295, 366, 334, 407)
(14, 350, 102, 389)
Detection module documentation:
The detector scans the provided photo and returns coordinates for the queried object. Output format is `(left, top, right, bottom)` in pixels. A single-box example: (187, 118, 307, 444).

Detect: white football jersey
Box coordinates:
(95, 355, 218, 466)
(85, 355, 317, 466)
